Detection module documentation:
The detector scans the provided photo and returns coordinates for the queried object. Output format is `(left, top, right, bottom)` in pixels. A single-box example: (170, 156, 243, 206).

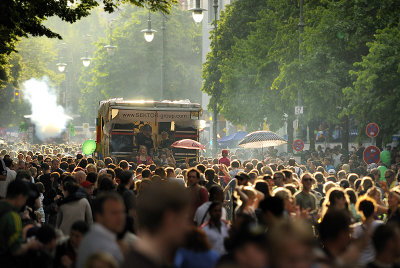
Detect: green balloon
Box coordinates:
(380, 150, 391, 166)
(378, 165, 387, 180)
(82, 139, 96, 155)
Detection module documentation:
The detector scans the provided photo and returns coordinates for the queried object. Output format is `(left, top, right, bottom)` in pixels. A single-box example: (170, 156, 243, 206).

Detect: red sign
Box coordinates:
(363, 146, 381, 164)
(293, 139, 304, 152)
(366, 123, 379, 138)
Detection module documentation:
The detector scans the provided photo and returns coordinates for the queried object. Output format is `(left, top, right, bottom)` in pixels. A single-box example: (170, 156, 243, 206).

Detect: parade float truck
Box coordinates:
(96, 99, 202, 163)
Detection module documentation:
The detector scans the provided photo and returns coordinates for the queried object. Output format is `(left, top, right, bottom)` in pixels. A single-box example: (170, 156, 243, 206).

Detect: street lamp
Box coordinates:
(189, 0, 206, 23)
(81, 35, 92, 67)
(56, 62, 67, 73)
(212, 0, 219, 156)
(142, 9, 156, 42)
(104, 19, 117, 55)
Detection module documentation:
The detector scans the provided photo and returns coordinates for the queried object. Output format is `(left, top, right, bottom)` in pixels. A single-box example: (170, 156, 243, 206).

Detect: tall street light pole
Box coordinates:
(161, 14, 166, 101)
(297, 0, 305, 139)
(212, 0, 219, 156)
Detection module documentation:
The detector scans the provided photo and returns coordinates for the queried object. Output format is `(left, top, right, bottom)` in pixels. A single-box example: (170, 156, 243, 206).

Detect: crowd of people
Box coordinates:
(0, 142, 400, 268)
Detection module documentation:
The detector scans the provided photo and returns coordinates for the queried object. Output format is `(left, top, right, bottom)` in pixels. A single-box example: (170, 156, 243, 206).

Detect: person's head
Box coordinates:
(267, 220, 314, 268)
(85, 252, 118, 268)
(16, 170, 32, 182)
(313, 172, 325, 184)
(344, 188, 357, 205)
(235, 172, 250, 186)
(141, 168, 151, 179)
(300, 173, 314, 192)
(208, 201, 222, 224)
(136, 182, 190, 246)
(93, 192, 125, 234)
(372, 223, 400, 259)
(142, 124, 152, 138)
(74, 170, 86, 184)
(273, 171, 285, 187)
(70, 220, 89, 249)
(273, 187, 295, 213)
(231, 160, 240, 169)
(318, 209, 352, 254)
(209, 185, 224, 203)
(86, 163, 97, 174)
(222, 149, 229, 157)
(356, 196, 376, 222)
(388, 187, 400, 209)
(182, 226, 212, 252)
(138, 145, 147, 156)
(36, 225, 56, 251)
(361, 177, 374, 191)
(385, 169, 396, 184)
(165, 167, 175, 178)
(187, 168, 201, 187)
(119, 160, 130, 170)
(154, 167, 166, 179)
(204, 168, 215, 182)
(254, 179, 271, 198)
(119, 170, 133, 187)
(259, 196, 284, 225)
(6, 179, 30, 209)
(196, 164, 206, 174)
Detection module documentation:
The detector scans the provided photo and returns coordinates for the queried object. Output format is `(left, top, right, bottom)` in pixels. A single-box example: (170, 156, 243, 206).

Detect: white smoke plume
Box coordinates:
(23, 77, 71, 141)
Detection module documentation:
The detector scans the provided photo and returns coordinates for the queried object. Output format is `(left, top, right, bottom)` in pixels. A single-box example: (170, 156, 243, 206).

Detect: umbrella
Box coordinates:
(238, 130, 287, 149)
(171, 139, 206, 150)
(218, 131, 248, 143)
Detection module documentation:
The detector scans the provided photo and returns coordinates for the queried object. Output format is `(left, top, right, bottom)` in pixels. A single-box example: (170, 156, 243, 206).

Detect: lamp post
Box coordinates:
(212, 0, 219, 156)
(142, 9, 156, 43)
(189, 0, 206, 23)
(296, 0, 304, 139)
(104, 19, 117, 55)
(161, 14, 166, 101)
(81, 35, 92, 67)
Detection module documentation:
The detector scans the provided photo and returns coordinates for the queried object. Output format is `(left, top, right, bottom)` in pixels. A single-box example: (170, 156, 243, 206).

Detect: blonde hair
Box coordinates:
(273, 187, 292, 200)
(85, 252, 118, 268)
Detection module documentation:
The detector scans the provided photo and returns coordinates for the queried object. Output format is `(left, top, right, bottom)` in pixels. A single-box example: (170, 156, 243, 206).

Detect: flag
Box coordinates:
(69, 122, 76, 137)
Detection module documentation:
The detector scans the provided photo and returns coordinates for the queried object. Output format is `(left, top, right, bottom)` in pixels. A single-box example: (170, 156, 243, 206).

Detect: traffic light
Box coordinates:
(14, 89, 20, 100)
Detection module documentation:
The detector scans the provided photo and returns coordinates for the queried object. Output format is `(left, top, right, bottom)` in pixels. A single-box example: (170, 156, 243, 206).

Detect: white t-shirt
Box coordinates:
(352, 220, 383, 265)
(201, 220, 229, 256)
(194, 201, 227, 226)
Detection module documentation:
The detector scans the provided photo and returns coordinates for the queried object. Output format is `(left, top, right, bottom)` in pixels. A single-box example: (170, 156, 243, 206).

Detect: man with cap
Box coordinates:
(219, 150, 230, 167)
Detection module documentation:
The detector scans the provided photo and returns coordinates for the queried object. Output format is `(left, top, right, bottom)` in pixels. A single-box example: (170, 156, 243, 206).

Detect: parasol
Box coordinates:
(171, 139, 206, 150)
(238, 130, 287, 149)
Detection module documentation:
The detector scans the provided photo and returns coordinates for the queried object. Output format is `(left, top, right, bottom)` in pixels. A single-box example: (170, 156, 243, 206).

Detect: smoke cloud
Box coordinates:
(23, 77, 71, 141)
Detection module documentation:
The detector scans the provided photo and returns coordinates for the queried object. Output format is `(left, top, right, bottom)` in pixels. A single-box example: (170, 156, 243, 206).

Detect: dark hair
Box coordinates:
(87, 158, 95, 164)
(204, 168, 215, 181)
(357, 197, 376, 220)
(154, 167, 166, 179)
(119, 160, 129, 170)
(231, 160, 240, 168)
(98, 177, 115, 192)
(187, 168, 201, 179)
(136, 182, 189, 233)
(6, 179, 30, 198)
(106, 168, 116, 180)
(78, 158, 87, 169)
(149, 164, 156, 172)
(119, 170, 133, 186)
(259, 196, 284, 217)
(372, 223, 398, 254)
(344, 188, 357, 204)
(63, 181, 79, 195)
(16, 170, 31, 181)
(165, 167, 174, 177)
(183, 226, 211, 252)
(141, 168, 151, 178)
(339, 179, 350, 189)
(104, 157, 113, 166)
(318, 209, 351, 242)
(71, 220, 89, 234)
(196, 164, 206, 174)
(36, 225, 56, 245)
(254, 180, 270, 198)
(86, 172, 97, 184)
(114, 167, 123, 180)
(93, 192, 123, 215)
(209, 185, 223, 201)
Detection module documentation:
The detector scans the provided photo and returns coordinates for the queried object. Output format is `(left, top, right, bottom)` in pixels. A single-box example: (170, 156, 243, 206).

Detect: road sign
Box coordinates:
(293, 139, 304, 152)
(295, 106, 304, 115)
(366, 123, 379, 138)
(363, 146, 381, 164)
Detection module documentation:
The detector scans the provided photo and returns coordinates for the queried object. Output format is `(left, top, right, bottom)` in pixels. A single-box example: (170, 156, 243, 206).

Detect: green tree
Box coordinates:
(78, 6, 202, 122)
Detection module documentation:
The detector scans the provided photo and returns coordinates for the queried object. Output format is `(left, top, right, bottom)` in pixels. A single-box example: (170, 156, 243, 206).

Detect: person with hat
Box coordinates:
(219, 150, 230, 167)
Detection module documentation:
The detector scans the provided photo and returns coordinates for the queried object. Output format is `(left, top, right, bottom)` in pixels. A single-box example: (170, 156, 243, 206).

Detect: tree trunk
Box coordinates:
(341, 115, 349, 155)
(287, 115, 294, 154)
(376, 130, 383, 149)
(309, 120, 316, 152)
